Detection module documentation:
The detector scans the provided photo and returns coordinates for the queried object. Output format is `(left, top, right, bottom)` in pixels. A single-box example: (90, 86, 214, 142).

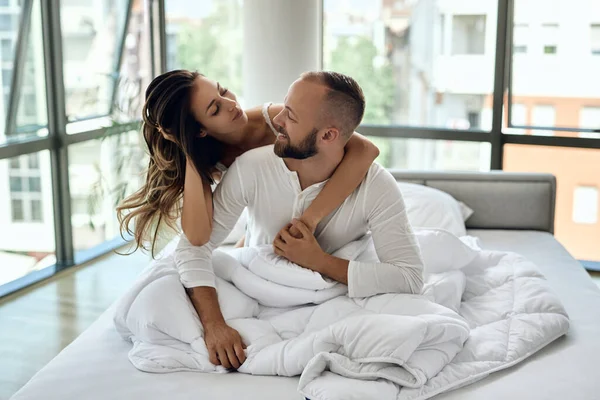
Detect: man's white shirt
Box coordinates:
(175, 145, 424, 298)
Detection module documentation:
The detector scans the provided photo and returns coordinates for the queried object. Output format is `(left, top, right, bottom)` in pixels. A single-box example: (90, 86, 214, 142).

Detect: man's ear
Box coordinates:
(321, 127, 340, 143)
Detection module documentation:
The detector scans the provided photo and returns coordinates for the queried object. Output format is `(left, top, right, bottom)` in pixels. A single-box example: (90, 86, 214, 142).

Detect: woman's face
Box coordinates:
(189, 76, 248, 141)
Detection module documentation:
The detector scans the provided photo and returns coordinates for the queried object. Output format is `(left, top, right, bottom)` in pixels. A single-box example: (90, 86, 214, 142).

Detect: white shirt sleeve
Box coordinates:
(174, 160, 250, 288)
(347, 167, 424, 298)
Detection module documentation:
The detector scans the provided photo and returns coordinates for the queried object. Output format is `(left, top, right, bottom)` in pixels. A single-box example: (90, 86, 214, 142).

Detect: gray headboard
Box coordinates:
(389, 170, 557, 234)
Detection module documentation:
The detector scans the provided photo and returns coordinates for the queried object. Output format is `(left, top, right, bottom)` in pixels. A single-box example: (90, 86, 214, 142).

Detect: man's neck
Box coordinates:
(283, 148, 344, 190)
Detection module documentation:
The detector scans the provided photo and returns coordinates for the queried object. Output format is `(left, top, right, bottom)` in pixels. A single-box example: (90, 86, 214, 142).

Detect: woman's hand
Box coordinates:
(273, 219, 325, 271)
(204, 321, 247, 369)
(287, 216, 316, 238)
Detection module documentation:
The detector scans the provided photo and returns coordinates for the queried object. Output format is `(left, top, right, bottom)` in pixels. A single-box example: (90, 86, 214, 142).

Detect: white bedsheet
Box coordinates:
(113, 230, 568, 400)
(10, 231, 599, 400)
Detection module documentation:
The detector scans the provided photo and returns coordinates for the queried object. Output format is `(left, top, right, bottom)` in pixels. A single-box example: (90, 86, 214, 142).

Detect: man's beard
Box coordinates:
(273, 126, 319, 160)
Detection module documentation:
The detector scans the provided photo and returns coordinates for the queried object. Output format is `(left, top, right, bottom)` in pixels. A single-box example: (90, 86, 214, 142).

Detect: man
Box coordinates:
(175, 71, 424, 371)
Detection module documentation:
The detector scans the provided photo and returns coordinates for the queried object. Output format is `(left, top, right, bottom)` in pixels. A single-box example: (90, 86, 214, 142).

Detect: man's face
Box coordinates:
(272, 79, 326, 159)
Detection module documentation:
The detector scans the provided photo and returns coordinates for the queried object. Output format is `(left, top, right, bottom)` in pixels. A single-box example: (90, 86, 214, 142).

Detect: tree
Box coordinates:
(328, 36, 395, 166)
(329, 36, 395, 124)
(176, 1, 243, 96)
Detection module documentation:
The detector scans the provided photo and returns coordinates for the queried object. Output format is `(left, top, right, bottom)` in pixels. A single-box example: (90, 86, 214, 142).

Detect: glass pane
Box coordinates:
(31, 198, 42, 222)
(0, 151, 56, 287)
(0, 0, 48, 144)
(592, 24, 600, 55)
(323, 0, 498, 129)
(452, 15, 487, 55)
(9, 176, 22, 191)
(504, 143, 600, 262)
(28, 176, 41, 192)
(60, 0, 128, 121)
(364, 136, 490, 171)
(68, 131, 147, 252)
(508, 0, 600, 135)
(11, 199, 23, 221)
(112, 0, 151, 122)
(165, 0, 244, 102)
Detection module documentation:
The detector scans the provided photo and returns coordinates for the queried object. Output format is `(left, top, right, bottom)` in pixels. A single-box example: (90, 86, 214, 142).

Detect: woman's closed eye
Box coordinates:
(212, 88, 231, 116)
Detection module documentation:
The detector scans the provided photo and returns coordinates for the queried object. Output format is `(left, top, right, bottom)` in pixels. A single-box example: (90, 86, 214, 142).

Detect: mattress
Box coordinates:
(10, 231, 600, 400)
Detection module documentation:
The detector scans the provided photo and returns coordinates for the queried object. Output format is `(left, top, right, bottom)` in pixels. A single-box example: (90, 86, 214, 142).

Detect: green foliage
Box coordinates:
(328, 36, 395, 167)
(176, 2, 243, 96)
(328, 36, 395, 125)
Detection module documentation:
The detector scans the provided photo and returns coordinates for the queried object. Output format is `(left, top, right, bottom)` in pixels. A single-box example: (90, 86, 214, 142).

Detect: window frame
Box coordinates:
(0, 0, 145, 298)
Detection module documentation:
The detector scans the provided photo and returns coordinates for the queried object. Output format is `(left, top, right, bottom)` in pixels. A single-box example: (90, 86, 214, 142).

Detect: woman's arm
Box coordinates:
(181, 158, 213, 246)
(298, 133, 379, 231)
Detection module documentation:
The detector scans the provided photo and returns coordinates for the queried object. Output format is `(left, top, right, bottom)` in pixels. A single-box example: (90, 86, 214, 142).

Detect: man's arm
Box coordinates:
(347, 167, 424, 297)
(275, 167, 423, 298)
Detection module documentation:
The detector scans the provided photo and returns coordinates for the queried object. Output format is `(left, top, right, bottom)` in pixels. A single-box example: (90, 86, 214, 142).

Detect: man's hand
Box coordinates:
(273, 219, 325, 271)
(204, 322, 247, 369)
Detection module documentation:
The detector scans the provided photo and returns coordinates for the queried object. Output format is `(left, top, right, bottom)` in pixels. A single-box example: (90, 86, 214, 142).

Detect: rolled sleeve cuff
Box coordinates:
(347, 260, 365, 298)
(178, 267, 216, 289)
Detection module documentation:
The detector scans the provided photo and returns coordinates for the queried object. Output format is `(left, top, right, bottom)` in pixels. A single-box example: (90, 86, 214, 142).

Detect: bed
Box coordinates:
(10, 171, 600, 400)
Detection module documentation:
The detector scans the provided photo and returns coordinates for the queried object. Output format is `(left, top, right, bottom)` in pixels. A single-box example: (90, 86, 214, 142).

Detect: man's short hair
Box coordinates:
(300, 71, 365, 138)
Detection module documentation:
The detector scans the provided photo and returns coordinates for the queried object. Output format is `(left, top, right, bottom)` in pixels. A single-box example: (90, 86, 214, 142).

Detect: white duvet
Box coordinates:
(113, 229, 569, 400)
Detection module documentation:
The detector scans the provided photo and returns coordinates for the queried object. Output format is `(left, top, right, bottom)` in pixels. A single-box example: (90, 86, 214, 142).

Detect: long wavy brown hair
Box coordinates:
(117, 70, 223, 256)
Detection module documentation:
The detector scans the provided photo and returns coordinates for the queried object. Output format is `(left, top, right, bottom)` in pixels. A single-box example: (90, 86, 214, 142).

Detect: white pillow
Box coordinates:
(397, 182, 469, 237)
(414, 228, 478, 274)
(458, 201, 474, 221)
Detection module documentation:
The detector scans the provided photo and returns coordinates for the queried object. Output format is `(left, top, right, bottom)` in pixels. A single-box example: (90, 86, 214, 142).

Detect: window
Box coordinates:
(9, 157, 20, 168)
(505, 145, 600, 261)
(324, 1, 498, 129)
(68, 131, 146, 251)
(452, 15, 486, 55)
(591, 24, 600, 55)
(1, 1, 49, 144)
(1, 38, 11, 58)
(531, 105, 555, 136)
(3, 152, 53, 233)
(0, 0, 10, 6)
(363, 137, 490, 172)
(439, 14, 445, 55)
(542, 24, 558, 54)
(573, 186, 598, 225)
(513, 23, 528, 54)
(0, 14, 12, 30)
(580, 107, 600, 129)
(60, 0, 129, 121)
(31, 199, 43, 222)
(11, 199, 24, 222)
(467, 112, 480, 129)
(9, 176, 22, 191)
(512, 103, 527, 125)
(2, 67, 11, 87)
(22, 93, 36, 117)
(165, 0, 244, 102)
(28, 176, 41, 192)
(579, 107, 600, 138)
(509, 3, 600, 137)
(28, 153, 39, 168)
(506, 103, 527, 134)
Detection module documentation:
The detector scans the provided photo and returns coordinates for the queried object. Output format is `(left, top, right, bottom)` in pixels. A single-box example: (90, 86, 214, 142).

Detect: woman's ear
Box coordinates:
(198, 130, 208, 138)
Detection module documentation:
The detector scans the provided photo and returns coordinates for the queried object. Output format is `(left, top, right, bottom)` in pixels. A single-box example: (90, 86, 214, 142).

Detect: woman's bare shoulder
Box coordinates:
(267, 103, 284, 121)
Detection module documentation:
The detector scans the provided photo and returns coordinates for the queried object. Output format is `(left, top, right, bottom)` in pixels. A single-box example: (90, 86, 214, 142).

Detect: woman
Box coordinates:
(117, 69, 379, 254)
(116, 70, 379, 370)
